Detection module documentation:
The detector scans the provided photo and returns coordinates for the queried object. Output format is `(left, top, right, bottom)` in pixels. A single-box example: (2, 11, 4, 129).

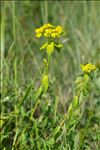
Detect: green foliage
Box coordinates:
(1, 1, 100, 150)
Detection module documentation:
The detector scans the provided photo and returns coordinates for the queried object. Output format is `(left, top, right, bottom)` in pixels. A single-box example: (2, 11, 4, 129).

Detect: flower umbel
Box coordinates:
(35, 23, 64, 38)
(35, 23, 64, 55)
(81, 63, 96, 73)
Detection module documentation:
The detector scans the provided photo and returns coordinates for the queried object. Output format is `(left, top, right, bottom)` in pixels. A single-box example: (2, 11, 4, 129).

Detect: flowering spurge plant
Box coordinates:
(34, 23, 64, 99)
(35, 23, 64, 56)
(57, 63, 97, 149)
(29, 24, 65, 149)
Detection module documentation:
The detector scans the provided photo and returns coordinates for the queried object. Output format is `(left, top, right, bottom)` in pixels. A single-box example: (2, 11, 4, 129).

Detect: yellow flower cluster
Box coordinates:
(35, 23, 64, 38)
(81, 63, 96, 73)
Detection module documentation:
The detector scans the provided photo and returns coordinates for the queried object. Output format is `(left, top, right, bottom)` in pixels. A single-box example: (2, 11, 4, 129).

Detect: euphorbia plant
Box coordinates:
(33, 23, 97, 149)
(58, 63, 97, 149)
(34, 23, 64, 99)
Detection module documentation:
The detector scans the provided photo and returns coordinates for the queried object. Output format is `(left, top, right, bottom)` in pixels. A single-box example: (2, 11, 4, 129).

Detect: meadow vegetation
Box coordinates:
(1, 1, 100, 150)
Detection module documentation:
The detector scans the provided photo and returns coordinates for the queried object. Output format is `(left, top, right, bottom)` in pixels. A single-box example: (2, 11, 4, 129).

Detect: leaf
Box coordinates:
(18, 84, 32, 108)
(40, 42, 48, 50)
(83, 88, 88, 96)
(68, 103, 73, 114)
(75, 77, 83, 84)
(34, 86, 43, 100)
(46, 42, 54, 55)
(54, 43, 63, 52)
(42, 75, 49, 93)
(53, 126, 61, 136)
(73, 95, 79, 109)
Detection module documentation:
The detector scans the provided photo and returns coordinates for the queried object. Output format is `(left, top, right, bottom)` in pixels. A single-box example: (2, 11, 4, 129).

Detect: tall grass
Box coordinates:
(1, 1, 100, 150)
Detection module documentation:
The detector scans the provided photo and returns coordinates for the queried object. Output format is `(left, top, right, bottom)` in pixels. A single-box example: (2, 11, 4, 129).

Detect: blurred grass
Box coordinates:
(1, 1, 100, 149)
(1, 1, 100, 96)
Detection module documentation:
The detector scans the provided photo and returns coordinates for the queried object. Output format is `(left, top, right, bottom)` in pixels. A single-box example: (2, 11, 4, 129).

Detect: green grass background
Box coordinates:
(1, 1, 100, 149)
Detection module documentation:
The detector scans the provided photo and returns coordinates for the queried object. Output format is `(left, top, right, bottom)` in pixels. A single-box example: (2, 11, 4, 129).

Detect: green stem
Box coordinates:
(30, 99, 40, 121)
(47, 54, 51, 72)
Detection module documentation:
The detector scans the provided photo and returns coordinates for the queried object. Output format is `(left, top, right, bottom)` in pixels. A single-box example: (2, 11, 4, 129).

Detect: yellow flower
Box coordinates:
(36, 33, 42, 38)
(42, 23, 54, 29)
(35, 28, 43, 38)
(35, 23, 64, 38)
(43, 28, 52, 37)
(55, 25, 63, 34)
(35, 28, 44, 34)
(81, 63, 96, 73)
(51, 33, 57, 38)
